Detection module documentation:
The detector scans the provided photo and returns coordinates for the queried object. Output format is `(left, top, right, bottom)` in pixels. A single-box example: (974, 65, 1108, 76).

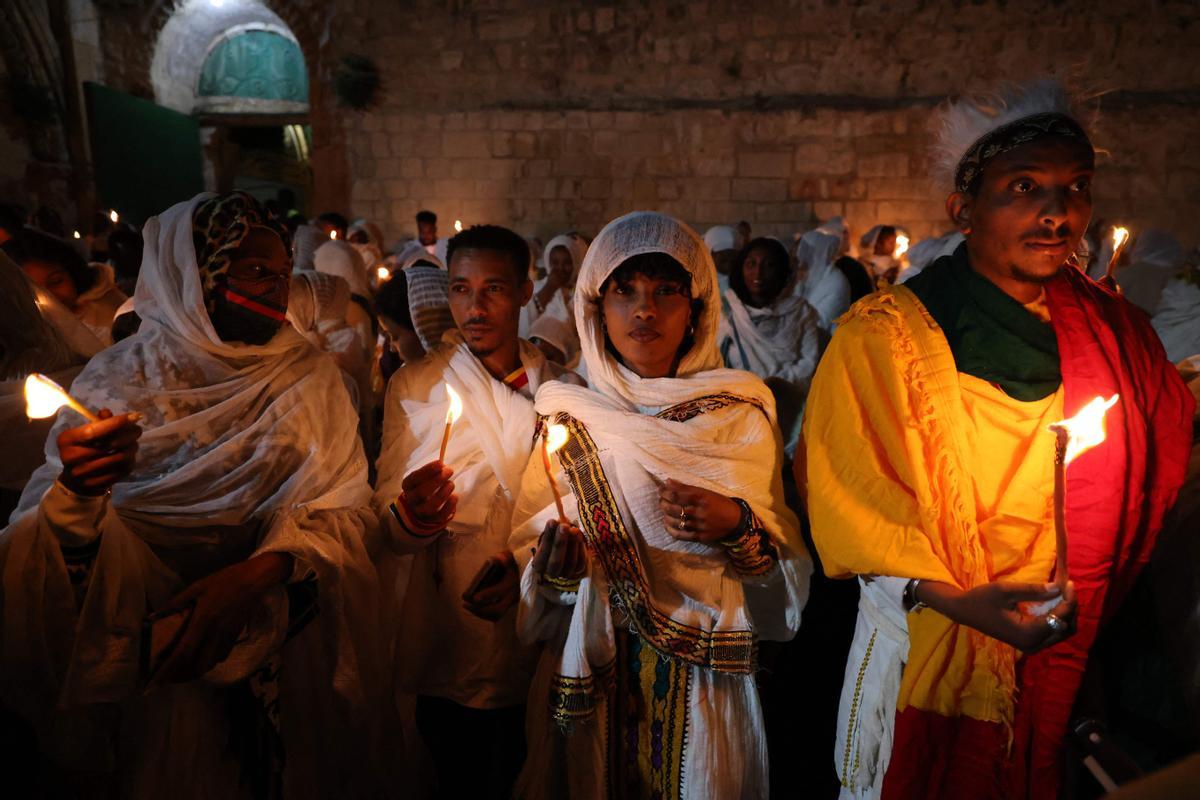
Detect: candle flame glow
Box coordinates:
(377, 266, 390, 281)
(1111, 227, 1129, 250)
(25, 374, 75, 419)
(72, 230, 81, 239)
(109, 209, 119, 223)
(544, 424, 569, 455)
(329, 230, 338, 240)
(445, 384, 463, 425)
(1049, 394, 1119, 465)
(893, 234, 909, 259)
(454, 219, 463, 233)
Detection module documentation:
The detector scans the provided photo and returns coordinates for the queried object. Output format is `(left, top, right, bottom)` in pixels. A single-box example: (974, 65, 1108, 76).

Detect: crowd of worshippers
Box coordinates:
(0, 78, 1196, 800)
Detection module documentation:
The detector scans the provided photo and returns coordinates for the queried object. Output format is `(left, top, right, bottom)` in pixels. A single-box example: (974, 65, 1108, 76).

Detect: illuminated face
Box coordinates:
(448, 248, 531, 358)
(380, 314, 426, 364)
(600, 272, 693, 379)
(22, 259, 79, 309)
(740, 246, 786, 307)
(955, 136, 1094, 288)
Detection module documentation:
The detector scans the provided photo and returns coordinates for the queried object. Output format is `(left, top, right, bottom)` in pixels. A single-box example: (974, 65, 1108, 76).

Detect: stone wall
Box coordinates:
(332, 0, 1200, 246)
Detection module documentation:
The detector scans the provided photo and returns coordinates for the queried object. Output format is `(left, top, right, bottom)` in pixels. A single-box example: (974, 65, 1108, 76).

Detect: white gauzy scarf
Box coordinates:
(528, 234, 589, 364)
(795, 229, 850, 329)
(374, 330, 553, 535)
(512, 211, 811, 720)
(3, 194, 383, 718)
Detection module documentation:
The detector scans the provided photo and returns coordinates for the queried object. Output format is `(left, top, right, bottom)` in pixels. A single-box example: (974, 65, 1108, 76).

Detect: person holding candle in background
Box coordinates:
(802, 79, 1193, 800)
(509, 211, 811, 800)
(373, 224, 581, 800)
(0, 192, 396, 798)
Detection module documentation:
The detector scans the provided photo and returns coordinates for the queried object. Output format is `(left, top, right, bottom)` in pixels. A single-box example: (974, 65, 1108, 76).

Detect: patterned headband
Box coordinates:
(954, 112, 1093, 194)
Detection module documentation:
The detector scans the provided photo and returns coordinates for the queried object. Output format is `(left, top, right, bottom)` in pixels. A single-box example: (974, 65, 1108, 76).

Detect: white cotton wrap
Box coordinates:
(0, 194, 391, 788)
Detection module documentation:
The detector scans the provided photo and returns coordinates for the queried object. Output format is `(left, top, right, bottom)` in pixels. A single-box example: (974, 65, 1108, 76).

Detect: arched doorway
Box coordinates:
(150, 0, 313, 216)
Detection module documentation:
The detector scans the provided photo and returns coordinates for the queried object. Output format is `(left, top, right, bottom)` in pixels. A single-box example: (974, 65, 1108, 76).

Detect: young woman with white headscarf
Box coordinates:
(314, 238, 377, 360)
(0, 192, 393, 798)
(510, 211, 811, 800)
(521, 233, 589, 366)
(717, 237, 822, 458)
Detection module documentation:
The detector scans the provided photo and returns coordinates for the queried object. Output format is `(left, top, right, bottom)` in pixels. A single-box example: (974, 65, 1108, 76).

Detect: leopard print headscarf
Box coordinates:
(191, 192, 291, 312)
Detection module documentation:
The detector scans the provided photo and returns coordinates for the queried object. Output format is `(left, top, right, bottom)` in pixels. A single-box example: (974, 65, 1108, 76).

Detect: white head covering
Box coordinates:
(703, 224, 738, 253)
(403, 264, 454, 351)
(1116, 230, 1184, 315)
(292, 223, 326, 272)
(0, 252, 88, 380)
(514, 212, 810, 724)
(541, 233, 589, 287)
(6, 194, 381, 712)
(795, 230, 850, 329)
(348, 219, 386, 270)
(315, 239, 372, 298)
(898, 231, 966, 283)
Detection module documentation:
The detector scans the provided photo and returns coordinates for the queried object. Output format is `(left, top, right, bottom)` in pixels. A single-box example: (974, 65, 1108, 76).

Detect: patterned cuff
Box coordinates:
(720, 498, 777, 577)
(539, 572, 581, 595)
(389, 494, 444, 539)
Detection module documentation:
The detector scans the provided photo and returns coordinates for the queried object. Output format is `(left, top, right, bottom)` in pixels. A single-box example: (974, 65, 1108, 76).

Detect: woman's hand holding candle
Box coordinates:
(56, 409, 144, 496)
(531, 519, 588, 583)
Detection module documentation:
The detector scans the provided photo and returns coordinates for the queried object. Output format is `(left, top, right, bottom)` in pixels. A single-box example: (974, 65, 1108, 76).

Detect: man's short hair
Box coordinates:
(374, 270, 413, 330)
(316, 211, 348, 231)
(416, 210, 437, 225)
(446, 225, 530, 284)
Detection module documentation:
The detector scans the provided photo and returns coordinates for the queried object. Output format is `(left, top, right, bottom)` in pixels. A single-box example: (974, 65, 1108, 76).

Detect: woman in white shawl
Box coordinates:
(0, 192, 392, 798)
(288, 270, 372, 412)
(510, 211, 811, 800)
(1115, 229, 1185, 315)
(521, 233, 588, 364)
(795, 229, 851, 330)
(718, 237, 822, 458)
(1153, 250, 1200, 363)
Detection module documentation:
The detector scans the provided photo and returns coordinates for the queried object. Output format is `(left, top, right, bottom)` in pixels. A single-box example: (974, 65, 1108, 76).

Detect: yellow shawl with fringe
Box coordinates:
(803, 286, 1062, 724)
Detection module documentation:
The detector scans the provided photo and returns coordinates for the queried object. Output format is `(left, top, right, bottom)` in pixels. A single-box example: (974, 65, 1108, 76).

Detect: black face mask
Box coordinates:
(209, 285, 287, 346)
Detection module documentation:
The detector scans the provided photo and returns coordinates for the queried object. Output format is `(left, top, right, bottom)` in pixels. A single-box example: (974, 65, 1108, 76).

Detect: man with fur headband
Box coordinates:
(802, 80, 1193, 799)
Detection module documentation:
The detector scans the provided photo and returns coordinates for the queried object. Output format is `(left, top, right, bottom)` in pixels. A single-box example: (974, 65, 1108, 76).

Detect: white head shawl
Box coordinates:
(7, 193, 379, 707)
(529, 234, 590, 364)
(795, 229, 850, 329)
(315, 239, 372, 297)
(515, 212, 810, 711)
(292, 223, 326, 272)
(0, 252, 86, 380)
(540, 233, 589, 287)
(403, 264, 454, 351)
(703, 224, 737, 253)
(1116, 230, 1184, 315)
(348, 219, 385, 270)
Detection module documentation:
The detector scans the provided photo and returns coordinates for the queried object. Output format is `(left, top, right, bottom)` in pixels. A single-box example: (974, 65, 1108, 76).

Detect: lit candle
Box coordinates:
(893, 234, 910, 260)
(439, 384, 463, 463)
(454, 219, 463, 233)
(376, 266, 391, 281)
(109, 209, 119, 224)
(72, 230, 81, 240)
(1102, 227, 1129, 289)
(329, 230, 338, 240)
(541, 423, 570, 523)
(24, 373, 100, 423)
(1047, 394, 1119, 591)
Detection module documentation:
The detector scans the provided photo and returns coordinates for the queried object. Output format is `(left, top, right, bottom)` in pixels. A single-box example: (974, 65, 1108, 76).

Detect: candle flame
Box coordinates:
(72, 230, 81, 239)
(445, 384, 463, 424)
(454, 219, 463, 233)
(329, 230, 338, 240)
(1111, 227, 1129, 250)
(544, 424, 569, 455)
(24, 373, 74, 419)
(376, 266, 390, 281)
(893, 234, 909, 259)
(109, 209, 119, 223)
(1049, 394, 1119, 465)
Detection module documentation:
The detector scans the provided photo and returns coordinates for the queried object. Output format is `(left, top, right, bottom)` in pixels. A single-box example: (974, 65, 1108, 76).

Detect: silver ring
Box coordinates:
(1046, 613, 1066, 634)
(677, 508, 689, 531)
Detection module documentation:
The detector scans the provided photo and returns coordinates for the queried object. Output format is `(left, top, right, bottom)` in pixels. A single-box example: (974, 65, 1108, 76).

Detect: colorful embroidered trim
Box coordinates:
(652, 392, 765, 423)
(554, 397, 761, 674)
(503, 366, 529, 391)
(548, 658, 615, 729)
(539, 572, 581, 594)
(720, 498, 777, 576)
(608, 629, 689, 800)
